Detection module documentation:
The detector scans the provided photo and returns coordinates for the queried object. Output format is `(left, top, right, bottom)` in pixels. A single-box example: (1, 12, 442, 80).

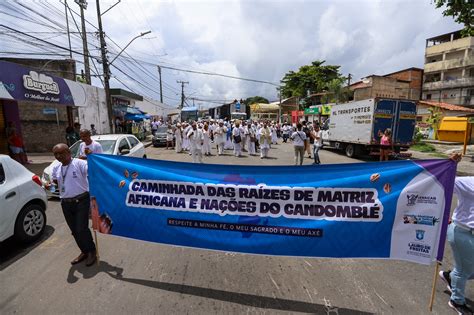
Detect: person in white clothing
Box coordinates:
(224, 122, 234, 150)
(50, 143, 96, 266)
(248, 124, 257, 155)
(214, 121, 227, 155)
(259, 122, 271, 159)
(78, 129, 103, 160)
(232, 120, 243, 157)
(438, 153, 474, 315)
(202, 123, 212, 156)
(182, 123, 192, 153)
(290, 123, 306, 165)
(271, 124, 278, 144)
(174, 124, 183, 153)
(187, 122, 204, 163)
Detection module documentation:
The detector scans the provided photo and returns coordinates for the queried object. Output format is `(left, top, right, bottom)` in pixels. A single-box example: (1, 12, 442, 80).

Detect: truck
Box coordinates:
(210, 101, 249, 120)
(180, 107, 198, 122)
(321, 98, 417, 158)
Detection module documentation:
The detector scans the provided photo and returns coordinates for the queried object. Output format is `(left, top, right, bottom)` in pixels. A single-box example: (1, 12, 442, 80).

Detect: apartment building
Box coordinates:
(422, 30, 474, 107)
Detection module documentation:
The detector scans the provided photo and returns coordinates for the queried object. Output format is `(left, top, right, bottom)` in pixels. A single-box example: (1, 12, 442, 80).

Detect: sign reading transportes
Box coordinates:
(88, 155, 456, 265)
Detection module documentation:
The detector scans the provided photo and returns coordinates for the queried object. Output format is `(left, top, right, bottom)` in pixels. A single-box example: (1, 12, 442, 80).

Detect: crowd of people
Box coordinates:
(154, 119, 325, 165)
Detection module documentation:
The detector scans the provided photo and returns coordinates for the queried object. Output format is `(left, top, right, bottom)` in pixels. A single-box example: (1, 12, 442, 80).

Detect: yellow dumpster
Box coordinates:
(437, 117, 468, 142)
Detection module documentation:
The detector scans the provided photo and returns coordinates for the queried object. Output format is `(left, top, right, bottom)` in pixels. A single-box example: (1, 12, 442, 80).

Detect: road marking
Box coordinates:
(375, 291, 388, 306)
(303, 259, 313, 267)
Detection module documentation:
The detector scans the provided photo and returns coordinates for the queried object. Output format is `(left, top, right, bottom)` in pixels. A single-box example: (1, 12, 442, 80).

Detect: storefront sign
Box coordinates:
(304, 107, 319, 115)
(321, 105, 332, 115)
(0, 60, 92, 107)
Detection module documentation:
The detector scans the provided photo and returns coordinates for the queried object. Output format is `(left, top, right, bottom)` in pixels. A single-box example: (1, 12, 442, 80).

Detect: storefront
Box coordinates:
(0, 60, 103, 153)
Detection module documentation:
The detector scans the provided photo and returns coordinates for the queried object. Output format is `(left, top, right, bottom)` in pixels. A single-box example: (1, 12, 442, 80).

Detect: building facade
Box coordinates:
(422, 30, 474, 107)
(350, 68, 423, 102)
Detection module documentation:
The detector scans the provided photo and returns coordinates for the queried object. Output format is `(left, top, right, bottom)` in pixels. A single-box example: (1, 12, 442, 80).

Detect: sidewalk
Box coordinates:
(408, 150, 474, 176)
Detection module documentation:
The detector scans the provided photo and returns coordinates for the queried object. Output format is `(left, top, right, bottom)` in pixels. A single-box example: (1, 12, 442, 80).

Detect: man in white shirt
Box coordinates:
(439, 154, 474, 314)
(312, 123, 323, 164)
(290, 123, 306, 165)
(214, 121, 227, 156)
(79, 129, 103, 159)
(233, 120, 243, 157)
(187, 122, 204, 163)
(51, 143, 96, 267)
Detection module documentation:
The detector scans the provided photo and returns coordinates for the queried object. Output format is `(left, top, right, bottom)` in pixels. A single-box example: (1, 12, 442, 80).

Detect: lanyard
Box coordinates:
(61, 163, 71, 186)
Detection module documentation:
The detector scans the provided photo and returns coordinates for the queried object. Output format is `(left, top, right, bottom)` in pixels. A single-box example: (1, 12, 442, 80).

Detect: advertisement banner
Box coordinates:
(88, 155, 456, 265)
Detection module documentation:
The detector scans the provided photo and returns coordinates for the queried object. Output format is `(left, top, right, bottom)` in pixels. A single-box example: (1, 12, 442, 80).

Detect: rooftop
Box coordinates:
(419, 100, 474, 112)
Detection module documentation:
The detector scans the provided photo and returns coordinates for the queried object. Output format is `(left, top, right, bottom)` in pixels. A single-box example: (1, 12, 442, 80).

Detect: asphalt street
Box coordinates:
(1, 142, 472, 314)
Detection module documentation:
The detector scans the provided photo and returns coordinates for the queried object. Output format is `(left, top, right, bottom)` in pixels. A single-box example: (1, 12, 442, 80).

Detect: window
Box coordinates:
(127, 136, 139, 148)
(118, 139, 130, 153)
(426, 94, 432, 100)
(0, 163, 5, 184)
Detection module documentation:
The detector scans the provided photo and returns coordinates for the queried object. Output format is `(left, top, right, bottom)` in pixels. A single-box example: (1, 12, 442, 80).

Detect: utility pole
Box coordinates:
(75, 0, 91, 84)
(64, 0, 72, 59)
(177, 80, 189, 110)
(96, 0, 114, 133)
(347, 73, 352, 87)
(157, 66, 163, 103)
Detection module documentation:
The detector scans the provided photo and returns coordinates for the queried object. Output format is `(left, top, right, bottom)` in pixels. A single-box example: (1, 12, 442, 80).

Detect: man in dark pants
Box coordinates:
(51, 143, 96, 266)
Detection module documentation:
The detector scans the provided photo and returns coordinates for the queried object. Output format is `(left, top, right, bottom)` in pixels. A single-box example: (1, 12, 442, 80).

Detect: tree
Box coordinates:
(426, 107, 442, 139)
(280, 60, 346, 99)
(435, 0, 473, 37)
(244, 96, 269, 105)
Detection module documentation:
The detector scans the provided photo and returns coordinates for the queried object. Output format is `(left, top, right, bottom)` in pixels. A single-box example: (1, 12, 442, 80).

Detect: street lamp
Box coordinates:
(109, 31, 151, 66)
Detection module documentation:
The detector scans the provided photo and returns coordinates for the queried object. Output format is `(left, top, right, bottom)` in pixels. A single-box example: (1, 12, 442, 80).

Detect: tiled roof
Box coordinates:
(419, 100, 474, 112)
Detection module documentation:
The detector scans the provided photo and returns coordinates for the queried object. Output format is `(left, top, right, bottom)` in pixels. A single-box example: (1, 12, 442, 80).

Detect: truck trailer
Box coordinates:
(322, 98, 417, 158)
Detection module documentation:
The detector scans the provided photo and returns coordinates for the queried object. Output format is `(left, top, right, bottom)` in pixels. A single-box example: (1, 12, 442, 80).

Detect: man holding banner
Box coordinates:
(439, 154, 473, 315)
(51, 143, 96, 266)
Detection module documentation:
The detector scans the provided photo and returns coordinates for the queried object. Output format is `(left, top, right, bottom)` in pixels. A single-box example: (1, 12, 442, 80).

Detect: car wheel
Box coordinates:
(14, 203, 46, 243)
(345, 144, 355, 158)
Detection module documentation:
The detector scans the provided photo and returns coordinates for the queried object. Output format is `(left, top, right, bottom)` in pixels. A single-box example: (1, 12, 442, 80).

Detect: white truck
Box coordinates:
(322, 98, 417, 158)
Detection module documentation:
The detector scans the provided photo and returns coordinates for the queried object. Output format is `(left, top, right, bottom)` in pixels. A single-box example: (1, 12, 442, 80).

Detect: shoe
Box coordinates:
(71, 252, 87, 265)
(85, 251, 97, 267)
(439, 270, 452, 293)
(448, 300, 473, 314)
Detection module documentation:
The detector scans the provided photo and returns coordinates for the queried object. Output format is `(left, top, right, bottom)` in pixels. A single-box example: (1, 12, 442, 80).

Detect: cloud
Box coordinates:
(1, 0, 461, 106)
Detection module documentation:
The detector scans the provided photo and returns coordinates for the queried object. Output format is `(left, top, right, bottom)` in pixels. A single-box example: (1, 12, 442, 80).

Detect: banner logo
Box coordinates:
(23, 71, 60, 95)
(415, 229, 425, 241)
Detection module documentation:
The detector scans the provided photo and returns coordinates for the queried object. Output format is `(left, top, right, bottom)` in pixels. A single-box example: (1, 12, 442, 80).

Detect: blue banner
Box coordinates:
(88, 155, 456, 265)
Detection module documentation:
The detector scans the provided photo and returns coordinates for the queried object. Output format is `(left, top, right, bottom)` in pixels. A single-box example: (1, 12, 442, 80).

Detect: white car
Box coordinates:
(0, 155, 48, 243)
(42, 134, 146, 197)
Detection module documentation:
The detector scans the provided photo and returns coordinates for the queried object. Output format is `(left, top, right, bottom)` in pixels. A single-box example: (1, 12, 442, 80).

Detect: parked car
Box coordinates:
(42, 134, 146, 197)
(0, 155, 48, 243)
(152, 126, 168, 147)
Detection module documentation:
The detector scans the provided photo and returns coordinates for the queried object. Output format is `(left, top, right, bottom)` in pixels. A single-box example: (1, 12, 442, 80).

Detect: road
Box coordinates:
(1, 142, 472, 314)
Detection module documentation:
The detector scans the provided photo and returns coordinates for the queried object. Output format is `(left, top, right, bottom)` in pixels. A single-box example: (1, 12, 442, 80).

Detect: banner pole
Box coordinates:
(94, 230, 100, 266)
(429, 261, 441, 312)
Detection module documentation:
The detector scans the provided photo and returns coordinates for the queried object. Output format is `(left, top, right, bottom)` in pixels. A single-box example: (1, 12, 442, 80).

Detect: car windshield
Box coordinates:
(156, 126, 167, 133)
(69, 139, 116, 156)
(96, 140, 116, 154)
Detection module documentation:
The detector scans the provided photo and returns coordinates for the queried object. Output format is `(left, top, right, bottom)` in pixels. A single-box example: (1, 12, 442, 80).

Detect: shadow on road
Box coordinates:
(101, 272, 373, 314)
(0, 225, 55, 271)
(67, 260, 124, 283)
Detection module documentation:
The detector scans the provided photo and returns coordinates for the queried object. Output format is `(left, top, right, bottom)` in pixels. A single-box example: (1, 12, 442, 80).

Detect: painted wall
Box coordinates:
(77, 86, 110, 134)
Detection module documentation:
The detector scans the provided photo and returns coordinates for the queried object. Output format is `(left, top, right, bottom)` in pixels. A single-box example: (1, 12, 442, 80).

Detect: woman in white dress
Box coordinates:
(248, 124, 256, 156)
(271, 123, 278, 144)
(232, 120, 243, 157)
(174, 124, 182, 153)
(259, 122, 271, 159)
(202, 123, 211, 156)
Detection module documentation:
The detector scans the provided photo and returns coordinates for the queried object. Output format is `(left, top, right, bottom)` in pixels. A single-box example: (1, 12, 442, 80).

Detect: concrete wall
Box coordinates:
(77, 86, 110, 134)
(353, 76, 412, 101)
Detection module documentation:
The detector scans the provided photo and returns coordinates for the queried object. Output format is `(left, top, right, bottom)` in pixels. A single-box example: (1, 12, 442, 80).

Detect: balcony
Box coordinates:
(426, 37, 474, 56)
(424, 56, 474, 73)
(423, 77, 474, 91)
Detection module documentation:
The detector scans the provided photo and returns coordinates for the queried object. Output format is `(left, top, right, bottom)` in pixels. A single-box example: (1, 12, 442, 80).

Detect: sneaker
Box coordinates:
(448, 300, 473, 315)
(439, 270, 453, 293)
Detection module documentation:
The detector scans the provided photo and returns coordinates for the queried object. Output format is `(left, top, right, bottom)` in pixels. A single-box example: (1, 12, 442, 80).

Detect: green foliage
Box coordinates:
(244, 96, 269, 105)
(76, 75, 87, 83)
(426, 107, 442, 139)
(280, 60, 346, 99)
(413, 126, 424, 144)
(435, 0, 474, 37)
(411, 143, 436, 152)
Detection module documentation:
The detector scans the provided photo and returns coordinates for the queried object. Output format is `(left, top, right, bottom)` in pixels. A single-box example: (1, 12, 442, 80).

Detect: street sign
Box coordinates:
(235, 102, 241, 111)
(43, 108, 57, 115)
(304, 107, 319, 115)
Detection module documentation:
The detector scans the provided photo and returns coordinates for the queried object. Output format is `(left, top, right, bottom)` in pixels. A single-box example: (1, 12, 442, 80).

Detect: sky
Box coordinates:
(0, 0, 461, 108)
